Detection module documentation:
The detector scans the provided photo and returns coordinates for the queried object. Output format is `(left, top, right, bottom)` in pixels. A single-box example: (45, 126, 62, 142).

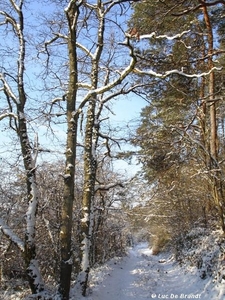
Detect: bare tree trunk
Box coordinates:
(0, 1, 45, 294)
(58, 2, 79, 299)
(79, 99, 97, 296)
(78, 2, 105, 294)
(201, 0, 225, 232)
(201, 1, 217, 160)
(19, 114, 44, 294)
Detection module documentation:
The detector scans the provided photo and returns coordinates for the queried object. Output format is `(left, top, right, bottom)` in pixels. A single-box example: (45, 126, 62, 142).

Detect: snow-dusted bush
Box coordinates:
(174, 227, 225, 283)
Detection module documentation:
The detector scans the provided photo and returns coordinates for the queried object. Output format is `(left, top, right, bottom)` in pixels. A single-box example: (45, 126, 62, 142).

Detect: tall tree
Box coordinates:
(129, 0, 225, 232)
(201, 0, 225, 231)
(0, 0, 44, 294)
(58, 2, 79, 299)
(0, 0, 139, 298)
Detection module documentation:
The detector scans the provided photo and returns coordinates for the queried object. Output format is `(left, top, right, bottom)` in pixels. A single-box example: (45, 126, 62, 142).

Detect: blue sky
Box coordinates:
(0, 0, 147, 176)
(110, 94, 147, 176)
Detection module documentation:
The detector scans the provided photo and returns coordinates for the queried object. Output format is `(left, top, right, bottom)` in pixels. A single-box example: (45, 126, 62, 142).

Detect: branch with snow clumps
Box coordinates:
(0, 112, 18, 121)
(138, 30, 191, 41)
(0, 73, 19, 104)
(95, 182, 124, 192)
(0, 218, 25, 252)
(133, 66, 222, 79)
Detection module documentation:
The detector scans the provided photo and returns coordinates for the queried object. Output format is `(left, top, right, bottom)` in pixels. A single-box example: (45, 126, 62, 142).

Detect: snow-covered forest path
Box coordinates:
(82, 243, 222, 300)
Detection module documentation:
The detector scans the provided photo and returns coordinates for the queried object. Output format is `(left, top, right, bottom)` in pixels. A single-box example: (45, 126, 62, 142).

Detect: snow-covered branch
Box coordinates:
(76, 42, 94, 59)
(95, 182, 124, 192)
(91, 38, 136, 94)
(0, 10, 17, 29)
(0, 218, 25, 252)
(99, 82, 138, 104)
(77, 82, 92, 89)
(9, 0, 21, 13)
(0, 73, 19, 104)
(138, 30, 191, 41)
(73, 38, 137, 116)
(0, 112, 18, 121)
(133, 66, 222, 79)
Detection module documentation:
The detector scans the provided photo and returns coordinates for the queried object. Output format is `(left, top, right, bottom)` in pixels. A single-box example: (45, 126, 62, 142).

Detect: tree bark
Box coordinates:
(9, 1, 44, 294)
(58, 2, 79, 299)
(78, 2, 105, 295)
(201, 0, 225, 232)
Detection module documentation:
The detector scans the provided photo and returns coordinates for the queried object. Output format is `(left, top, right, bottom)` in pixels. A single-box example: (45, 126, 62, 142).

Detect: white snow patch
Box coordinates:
(81, 212, 89, 223)
(0, 218, 25, 252)
(75, 242, 225, 300)
(3, 232, 225, 299)
(28, 259, 44, 288)
(66, 163, 74, 170)
(63, 173, 71, 179)
(19, 111, 25, 119)
(81, 236, 90, 271)
(26, 178, 38, 243)
(66, 148, 73, 154)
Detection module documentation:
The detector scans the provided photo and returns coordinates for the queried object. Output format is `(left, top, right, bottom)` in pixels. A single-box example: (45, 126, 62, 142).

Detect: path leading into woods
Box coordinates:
(80, 243, 223, 300)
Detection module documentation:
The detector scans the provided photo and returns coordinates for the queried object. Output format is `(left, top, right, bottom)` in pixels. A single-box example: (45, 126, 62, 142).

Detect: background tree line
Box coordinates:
(127, 0, 225, 254)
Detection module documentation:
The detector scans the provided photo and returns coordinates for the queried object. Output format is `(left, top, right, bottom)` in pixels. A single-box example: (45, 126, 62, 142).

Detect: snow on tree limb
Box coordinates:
(91, 39, 136, 93)
(133, 66, 222, 78)
(0, 218, 25, 252)
(0, 11, 17, 29)
(73, 37, 137, 116)
(77, 82, 93, 89)
(0, 73, 19, 104)
(9, 0, 21, 13)
(26, 259, 45, 293)
(76, 42, 94, 59)
(138, 30, 191, 41)
(0, 112, 18, 121)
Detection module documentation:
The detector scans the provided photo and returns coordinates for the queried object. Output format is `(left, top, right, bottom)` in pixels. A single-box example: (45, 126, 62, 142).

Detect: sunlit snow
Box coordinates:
(70, 242, 225, 300)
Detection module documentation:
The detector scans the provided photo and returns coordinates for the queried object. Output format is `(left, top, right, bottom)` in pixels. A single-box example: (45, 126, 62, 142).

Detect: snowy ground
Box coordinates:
(74, 243, 225, 300)
(2, 240, 225, 299)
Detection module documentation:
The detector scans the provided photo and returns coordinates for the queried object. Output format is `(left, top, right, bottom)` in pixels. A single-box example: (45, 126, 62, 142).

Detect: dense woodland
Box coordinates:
(1, 0, 225, 299)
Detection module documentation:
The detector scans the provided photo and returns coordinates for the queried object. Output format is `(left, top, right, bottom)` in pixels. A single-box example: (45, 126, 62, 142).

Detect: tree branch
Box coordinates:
(0, 73, 19, 104)
(0, 112, 18, 121)
(133, 66, 222, 79)
(172, 1, 225, 16)
(0, 218, 25, 252)
(130, 30, 191, 41)
(95, 182, 124, 192)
